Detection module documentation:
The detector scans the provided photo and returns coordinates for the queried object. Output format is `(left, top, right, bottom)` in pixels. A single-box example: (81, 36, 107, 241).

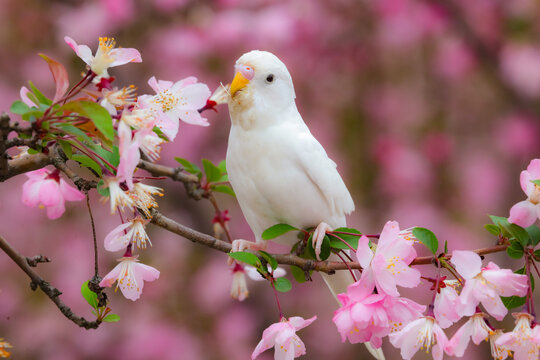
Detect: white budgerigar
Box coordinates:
(225, 51, 384, 359)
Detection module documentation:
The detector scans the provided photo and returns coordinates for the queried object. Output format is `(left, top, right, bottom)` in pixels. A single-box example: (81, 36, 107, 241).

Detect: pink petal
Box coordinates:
(177, 109, 209, 127)
(355, 235, 373, 268)
(377, 220, 401, 249)
(104, 222, 132, 252)
(482, 265, 529, 297)
(20, 86, 36, 107)
(393, 264, 421, 289)
(274, 341, 294, 360)
(470, 319, 489, 345)
(289, 315, 316, 331)
(135, 262, 160, 281)
(154, 112, 179, 140)
(431, 326, 448, 360)
(333, 310, 353, 342)
(476, 286, 507, 321)
(526, 159, 540, 179)
(22, 180, 42, 207)
(446, 319, 473, 356)
(456, 281, 479, 317)
(176, 76, 198, 89)
(372, 255, 399, 296)
(38, 180, 62, 207)
(508, 200, 538, 227)
(25, 168, 49, 180)
(46, 200, 65, 219)
(64, 36, 93, 65)
(148, 76, 173, 93)
(451, 250, 482, 280)
(109, 48, 142, 68)
(292, 335, 306, 357)
(520, 170, 533, 195)
(252, 323, 282, 359)
(176, 83, 211, 110)
(99, 263, 122, 287)
(434, 287, 461, 328)
(59, 179, 85, 201)
(352, 268, 376, 299)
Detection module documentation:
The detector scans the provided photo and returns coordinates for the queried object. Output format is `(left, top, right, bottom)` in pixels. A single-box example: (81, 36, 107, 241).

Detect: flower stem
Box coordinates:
(86, 193, 98, 278)
(270, 278, 284, 320)
(335, 251, 357, 282)
(327, 232, 356, 253)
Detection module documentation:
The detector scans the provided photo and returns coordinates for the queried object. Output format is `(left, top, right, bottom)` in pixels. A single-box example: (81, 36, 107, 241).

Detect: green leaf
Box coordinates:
(28, 81, 52, 106)
(262, 224, 299, 240)
(489, 215, 512, 238)
(174, 157, 201, 176)
(102, 313, 120, 322)
(412, 227, 439, 254)
(259, 250, 278, 270)
(228, 251, 261, 267)
(96, 179, 110, 197)
(274, 277, 292, 292)
(531, 179, 540, 186)
(526, 226, 540, 246)
(507, 223, 530, 247)
(534, 249, 540, 261)
(92, 144, 119, 168)
(152, 126, 170, 142)
(218, 160, 227, 173)
(81, 281, 98, 310)
(305, 235, 331, 260)
(484, 224, 500, 236)
(58, 140, 73, 159)
(329, 228, 361, 250)
(56, 124, 95, 144)
(10, 100, 32, 114)
(212, 185, 235, 197)
(78, 101, 114, 141)
(72, 154, 102, 176)
(444, 240, 448, 254)
(501, 295, 527, 310)
(506, 240, 525, 259)
(290, 265, 307, 283)
(202, 158, 222, 183)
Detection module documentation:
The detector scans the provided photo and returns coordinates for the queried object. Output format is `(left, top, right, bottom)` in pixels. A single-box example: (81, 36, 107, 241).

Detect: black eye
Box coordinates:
(266, 74, 274, 83)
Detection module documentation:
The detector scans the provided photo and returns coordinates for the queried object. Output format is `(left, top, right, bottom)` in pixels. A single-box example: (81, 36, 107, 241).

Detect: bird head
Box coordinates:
(228, 50, 296, 116)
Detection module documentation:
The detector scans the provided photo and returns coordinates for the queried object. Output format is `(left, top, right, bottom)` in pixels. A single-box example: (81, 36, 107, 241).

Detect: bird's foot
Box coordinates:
(228, 239, 267, 265)
(312, 222, 333, 260)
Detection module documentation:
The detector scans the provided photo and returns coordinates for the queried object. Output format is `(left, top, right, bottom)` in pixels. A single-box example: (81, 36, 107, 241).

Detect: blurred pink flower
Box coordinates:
(495, 115, 539, 159)
(451, 250, 528, 320)
(509, 158, 540, 227)
(445, 313, 492, 357)
(104, 216, 151, 252)
(421, 132, 454, 165)
(64, 36, 142, 77)
(356, 220, 420, 297)
(22, 168, 85, 219)
(251, 315, 317, 360)
(389, 316, 448, 360)
(100, 256, 160, 301)
(501, 43, 540, 97)
(434, 38, 475, 80)
(433, 280, 461, 328)
(496, 313, 539, 360)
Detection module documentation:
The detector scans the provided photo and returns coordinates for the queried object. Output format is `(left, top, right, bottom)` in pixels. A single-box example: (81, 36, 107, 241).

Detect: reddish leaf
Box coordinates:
(38, 53, 69, 102)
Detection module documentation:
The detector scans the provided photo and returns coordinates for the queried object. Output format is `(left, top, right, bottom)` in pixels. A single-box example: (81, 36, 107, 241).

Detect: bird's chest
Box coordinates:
(226, 128, 327, 231)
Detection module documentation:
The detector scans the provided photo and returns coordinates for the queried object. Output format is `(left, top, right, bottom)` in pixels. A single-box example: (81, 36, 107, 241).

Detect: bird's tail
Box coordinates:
(320, 254, 386, 360)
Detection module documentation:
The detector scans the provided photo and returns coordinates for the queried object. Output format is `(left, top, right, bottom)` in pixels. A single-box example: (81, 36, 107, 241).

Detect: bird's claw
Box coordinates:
(228, 239, 266, 266)
(312, 222, 332, 260)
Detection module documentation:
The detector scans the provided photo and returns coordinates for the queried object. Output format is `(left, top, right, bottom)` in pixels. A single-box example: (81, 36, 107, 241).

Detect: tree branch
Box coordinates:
(0, 235, 101, 329)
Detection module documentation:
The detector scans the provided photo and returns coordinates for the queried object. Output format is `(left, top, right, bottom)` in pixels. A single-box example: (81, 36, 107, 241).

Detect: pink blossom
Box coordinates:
(22, 168, 85, 219)
(433, 280, 461, 328)
(117, 121, 141, 190)
(490, 330, 510, 360)
(99, 256, 159, 301)
(501, 44, 540, 98)
(508, 159, 540, 227)
(445, 313, 492, 357)
(251, 316, 316, 360)
(389, 316, 449, 360)
(104, 176, 133, 214)
(496, 313, 539, 360)
(333, 280, 425, 348)
(451, 250, 528, 320)
(145, 76, 211, 128)
(64, 36, 142, 77)
(128, 182, 163, 218)
(356, 220, 420, 297)
(104, 216, 151, 252)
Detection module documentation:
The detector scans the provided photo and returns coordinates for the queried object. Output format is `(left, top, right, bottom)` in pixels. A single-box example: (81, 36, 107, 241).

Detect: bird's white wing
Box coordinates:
(292, 130, 355, 218)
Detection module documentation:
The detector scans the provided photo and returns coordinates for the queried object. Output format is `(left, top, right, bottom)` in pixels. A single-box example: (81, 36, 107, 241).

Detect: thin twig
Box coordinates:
(86, 193, 98, 278)
(0, 235, 101, 329)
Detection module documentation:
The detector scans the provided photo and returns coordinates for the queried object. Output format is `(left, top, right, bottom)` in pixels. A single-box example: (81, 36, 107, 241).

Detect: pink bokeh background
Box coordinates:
(1, 0, 539, 358)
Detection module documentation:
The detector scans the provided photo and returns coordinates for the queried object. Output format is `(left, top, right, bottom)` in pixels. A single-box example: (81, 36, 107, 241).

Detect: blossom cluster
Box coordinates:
(18, 36, 212, 301)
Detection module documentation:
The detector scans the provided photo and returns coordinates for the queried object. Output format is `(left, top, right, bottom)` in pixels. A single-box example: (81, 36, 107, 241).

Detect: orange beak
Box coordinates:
(230, 71, 250, 97)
